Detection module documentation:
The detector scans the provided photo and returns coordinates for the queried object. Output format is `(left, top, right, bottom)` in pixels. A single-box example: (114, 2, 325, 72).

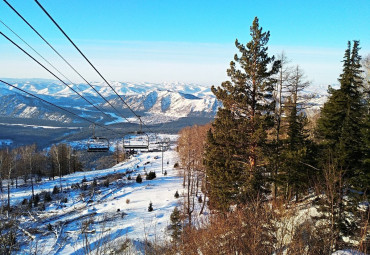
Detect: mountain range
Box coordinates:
(0, 78, 221, 125)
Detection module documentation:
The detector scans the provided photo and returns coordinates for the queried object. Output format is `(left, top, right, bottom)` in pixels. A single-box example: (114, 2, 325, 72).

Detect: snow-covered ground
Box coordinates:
(4, 143, 184, 254)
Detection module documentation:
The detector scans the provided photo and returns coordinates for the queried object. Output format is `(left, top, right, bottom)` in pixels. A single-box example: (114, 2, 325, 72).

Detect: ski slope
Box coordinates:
(7, 144, 184, 254)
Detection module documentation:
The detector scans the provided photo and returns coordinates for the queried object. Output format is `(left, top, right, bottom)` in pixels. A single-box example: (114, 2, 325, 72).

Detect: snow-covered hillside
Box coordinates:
(106, 89, 219, 119)
(0, 93, 72, 123)
(6, 141, 186, 254)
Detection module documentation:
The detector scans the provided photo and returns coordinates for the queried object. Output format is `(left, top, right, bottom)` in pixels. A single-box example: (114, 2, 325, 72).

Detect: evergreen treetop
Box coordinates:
(317, 40, 365, 175)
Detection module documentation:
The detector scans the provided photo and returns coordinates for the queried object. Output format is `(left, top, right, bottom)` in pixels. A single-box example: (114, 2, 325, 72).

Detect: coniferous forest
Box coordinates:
(174, 17, 369, 254)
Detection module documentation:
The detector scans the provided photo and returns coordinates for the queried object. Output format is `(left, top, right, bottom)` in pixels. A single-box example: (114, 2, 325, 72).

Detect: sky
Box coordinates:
(0, 0, 369, 88)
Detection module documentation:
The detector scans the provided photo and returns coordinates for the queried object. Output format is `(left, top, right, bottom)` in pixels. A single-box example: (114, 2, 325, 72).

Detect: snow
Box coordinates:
(0, 123, 80, 129)
(4, 80, 212, 99)
(332, 250, 367, 255)
(5, 141, 184, 254)
(2, 79, 218, 121)
(104, 112, 128, 125)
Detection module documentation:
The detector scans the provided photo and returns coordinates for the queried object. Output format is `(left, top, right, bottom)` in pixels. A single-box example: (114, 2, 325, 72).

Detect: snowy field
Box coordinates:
(4, 144, 184, 254)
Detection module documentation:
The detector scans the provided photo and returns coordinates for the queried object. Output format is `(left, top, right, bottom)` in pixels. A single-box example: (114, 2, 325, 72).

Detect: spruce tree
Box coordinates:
(205, 17, 280, 211)
(317, 41, 365, 186)
(170, 206, 182, 241)
(316, 41, 367, 249)
(360, 54, 370, 193)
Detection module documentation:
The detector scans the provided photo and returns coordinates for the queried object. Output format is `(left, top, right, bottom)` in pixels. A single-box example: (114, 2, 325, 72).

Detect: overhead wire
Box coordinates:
(0, 31, 113, 120)
(34, 0, 155, 134)
(3, 0, 131, 124)
(0, 18, 100, 107)
(0, 79, 126, 136)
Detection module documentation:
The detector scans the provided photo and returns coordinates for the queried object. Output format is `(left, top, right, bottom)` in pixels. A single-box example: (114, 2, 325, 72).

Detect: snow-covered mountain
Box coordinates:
(105, 90, 219, 118)
(0, 93, 72, 123)
(0, 79, 219, 124)
(1, 79, 214, 98)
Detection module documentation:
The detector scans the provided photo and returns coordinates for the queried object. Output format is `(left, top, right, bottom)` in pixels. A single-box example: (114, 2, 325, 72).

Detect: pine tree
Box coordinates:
(205, 17, 280, 211)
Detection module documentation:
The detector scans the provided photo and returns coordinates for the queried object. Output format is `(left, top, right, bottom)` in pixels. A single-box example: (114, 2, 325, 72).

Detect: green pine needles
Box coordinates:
(205, 17, 280, 211)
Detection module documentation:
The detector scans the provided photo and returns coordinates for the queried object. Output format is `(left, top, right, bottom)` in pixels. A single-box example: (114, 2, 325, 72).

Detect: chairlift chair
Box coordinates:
(123, 121, 149, 151)
(123, 132, 149, 150)
(87, 136, 110, 152)
(87, 124, 110, 152)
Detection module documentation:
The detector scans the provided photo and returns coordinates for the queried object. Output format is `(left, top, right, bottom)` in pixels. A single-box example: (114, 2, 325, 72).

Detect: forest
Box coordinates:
(172, 17, 369, 254)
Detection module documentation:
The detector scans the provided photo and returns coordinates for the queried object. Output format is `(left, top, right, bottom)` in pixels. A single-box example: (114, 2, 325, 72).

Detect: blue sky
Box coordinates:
(0, 0, 369, 87)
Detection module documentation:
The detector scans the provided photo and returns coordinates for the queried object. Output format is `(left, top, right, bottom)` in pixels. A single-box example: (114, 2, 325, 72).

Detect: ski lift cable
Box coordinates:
(0, 18, 100, 107)
(3, 0, 132, 124)
(0, 79, 126, 137)
(0, 31, 113, 120)
(34, 0, 155, 134)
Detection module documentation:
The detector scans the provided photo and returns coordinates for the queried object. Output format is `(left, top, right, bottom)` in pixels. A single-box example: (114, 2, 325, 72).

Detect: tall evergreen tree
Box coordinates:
(317, 41, 365, 186)
(360, 54, 370, 192)
(316, 41, 367, 250)
(205, 17, 280, 211)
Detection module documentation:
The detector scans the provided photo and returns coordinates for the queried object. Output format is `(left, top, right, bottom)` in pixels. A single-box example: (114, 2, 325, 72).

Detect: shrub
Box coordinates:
(174, 190, 180, 199)
(174, 162, 179, 168)
(103, 179, 109, 187)
(33, 194, 40, 207)
(126, 198, 130, 204)
(198, 195, 203, 203)
(22, 198, 28, 205)
(127, 175, 132, 180)
(164, 170, 168, 176)
(148, 202, 153, 212)
(92, 179, 98, 187)
(44, 192, 52, 202)
(47, 223, 53, 231)
(82, 176, 87, 183)
(39, 203, 46, 211)
(146, 171, 156, 180)
(136, 174, 143, 183)
(28, 198, 33, 209)
(71, 183, 80, 189)
(52, 185, 60, 194)
(61, 197, 68, 203)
